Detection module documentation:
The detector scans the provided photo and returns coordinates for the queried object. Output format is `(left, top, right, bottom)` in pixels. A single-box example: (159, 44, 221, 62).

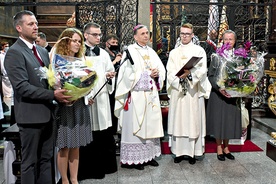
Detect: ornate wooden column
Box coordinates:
(268, 0, 276, 42)
(266, 0, 276, 57)
(264, 0, 276, 116)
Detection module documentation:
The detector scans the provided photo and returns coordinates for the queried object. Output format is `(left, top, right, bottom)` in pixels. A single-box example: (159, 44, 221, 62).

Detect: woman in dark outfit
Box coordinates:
(206, 30, 242, 161)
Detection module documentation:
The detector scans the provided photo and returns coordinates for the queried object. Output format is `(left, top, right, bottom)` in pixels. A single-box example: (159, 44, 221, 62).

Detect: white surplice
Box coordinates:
(166, 42, 211, 157)
(3, 141, 17, 184)
(86, 48, 115, 131)
(1, 52, 13, 98)
(115, 43, 166, 164)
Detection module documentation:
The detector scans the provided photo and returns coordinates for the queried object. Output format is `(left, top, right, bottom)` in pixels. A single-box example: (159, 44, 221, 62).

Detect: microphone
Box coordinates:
(124, 49, 134, 65)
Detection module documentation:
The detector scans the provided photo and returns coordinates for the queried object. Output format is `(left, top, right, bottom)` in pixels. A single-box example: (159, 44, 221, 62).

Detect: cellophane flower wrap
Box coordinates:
(38, 54, 98, 101)
(212, 41, 265, 97)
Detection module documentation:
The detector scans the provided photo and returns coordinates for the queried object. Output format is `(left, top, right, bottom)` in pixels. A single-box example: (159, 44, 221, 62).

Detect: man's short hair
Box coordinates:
(1, 41, 9, 49)
(105, 34, 119, 42)
(13, 10, 34, 29)
(181, 23, 194, 32)
(83, 22, 101, 33)
(37, 32, 47, 40)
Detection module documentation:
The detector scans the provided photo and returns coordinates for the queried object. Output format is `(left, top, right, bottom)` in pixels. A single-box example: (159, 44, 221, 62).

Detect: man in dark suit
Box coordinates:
(4, 10, 71, 184)
(36, 32, 52, 52)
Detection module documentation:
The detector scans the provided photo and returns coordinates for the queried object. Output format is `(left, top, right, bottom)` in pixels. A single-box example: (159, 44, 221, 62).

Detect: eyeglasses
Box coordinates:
(70, 38, 82, 44)
(180, 32, 193, 37)
(86, 32, 103, 38)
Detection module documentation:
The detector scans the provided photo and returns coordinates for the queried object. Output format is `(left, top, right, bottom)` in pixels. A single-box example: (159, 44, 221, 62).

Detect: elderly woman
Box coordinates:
(50, 28, 93, 184)
(206, 30, 242, 161)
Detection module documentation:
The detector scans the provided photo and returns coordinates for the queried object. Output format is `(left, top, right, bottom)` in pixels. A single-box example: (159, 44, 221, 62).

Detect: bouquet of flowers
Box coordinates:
(213, 41, 265, 97)
(38, 54, 98, 101)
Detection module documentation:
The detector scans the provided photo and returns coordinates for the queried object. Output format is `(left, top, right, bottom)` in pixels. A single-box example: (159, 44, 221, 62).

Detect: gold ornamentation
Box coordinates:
(271, 132, 276, 139)
(181, 55, 187, 60)
(268, 83, 276, 95)
(269, 58, 276, 71)
(143, 55, 150, 60)
(67, 12, 76, 28)
(268, 82, 276, 116)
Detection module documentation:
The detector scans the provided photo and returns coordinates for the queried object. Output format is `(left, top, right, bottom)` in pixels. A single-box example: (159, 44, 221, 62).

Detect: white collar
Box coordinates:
(19, 37, 35, 49)
(180, 41, 193, 47)
(135, 42, 148, 49)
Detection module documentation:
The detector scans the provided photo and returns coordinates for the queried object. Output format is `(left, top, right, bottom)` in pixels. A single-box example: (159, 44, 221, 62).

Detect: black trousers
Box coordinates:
(78, 127, 117, 180)
(18, 122, 54, 184)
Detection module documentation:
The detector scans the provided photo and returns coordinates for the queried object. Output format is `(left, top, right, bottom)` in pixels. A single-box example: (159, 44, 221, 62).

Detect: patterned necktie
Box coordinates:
(32, 46, 44, 67)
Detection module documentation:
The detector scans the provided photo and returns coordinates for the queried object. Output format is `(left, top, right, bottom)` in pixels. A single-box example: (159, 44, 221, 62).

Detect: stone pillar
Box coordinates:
(138, 0, 151, 29)
(137, 0, 151, 46)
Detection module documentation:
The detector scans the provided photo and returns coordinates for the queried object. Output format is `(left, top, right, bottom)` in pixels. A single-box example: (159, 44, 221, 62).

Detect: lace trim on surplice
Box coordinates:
(120, 138, 161, 165)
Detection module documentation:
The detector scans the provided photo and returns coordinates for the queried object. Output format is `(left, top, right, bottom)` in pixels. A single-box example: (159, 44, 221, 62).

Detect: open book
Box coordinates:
(175, 56, 202, 76)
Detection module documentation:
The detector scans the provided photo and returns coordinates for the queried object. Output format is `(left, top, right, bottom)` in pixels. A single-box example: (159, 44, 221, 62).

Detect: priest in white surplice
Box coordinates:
(115, 25, 166, 170)
(167, 23, 211, 164)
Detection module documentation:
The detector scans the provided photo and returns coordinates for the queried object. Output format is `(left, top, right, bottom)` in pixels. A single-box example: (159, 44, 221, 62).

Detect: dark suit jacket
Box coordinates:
(45, 44, 52, 53)
(4, 38, 55, 124)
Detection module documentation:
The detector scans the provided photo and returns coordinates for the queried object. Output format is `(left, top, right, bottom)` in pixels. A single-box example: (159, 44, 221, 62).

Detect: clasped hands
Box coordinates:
(150, 68, 159, 79)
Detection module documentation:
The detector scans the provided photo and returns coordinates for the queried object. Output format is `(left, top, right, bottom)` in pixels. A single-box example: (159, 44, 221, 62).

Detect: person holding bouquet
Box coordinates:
(206, 30, 242, 161)
(4, 10, 71, 184)
(50, 28, 94, 184)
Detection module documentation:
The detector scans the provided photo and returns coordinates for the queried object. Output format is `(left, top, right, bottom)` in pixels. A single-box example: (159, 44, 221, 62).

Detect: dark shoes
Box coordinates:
(121, 159, 159, 170)
(188, 157, 196, 165)
(134, 164, 145, 170)
(174, 156, 184, 163)
(174, 156, 196, 164)
(217, 154, 225, 161)
(223, 152, 235, 160)
(121, 164, 131, 169)
(121, 164, 144, 170)
(217, 152, 235, 161)
(146, 159, 159, 167)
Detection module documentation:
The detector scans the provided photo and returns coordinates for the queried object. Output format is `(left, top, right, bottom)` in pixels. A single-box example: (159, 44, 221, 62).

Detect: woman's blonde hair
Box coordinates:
(55, 28, 85, 58)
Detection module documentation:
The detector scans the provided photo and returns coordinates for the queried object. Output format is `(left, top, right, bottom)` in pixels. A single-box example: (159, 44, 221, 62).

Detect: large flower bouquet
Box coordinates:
(38, 54, 98, 101)
(213, 41, 265, 97)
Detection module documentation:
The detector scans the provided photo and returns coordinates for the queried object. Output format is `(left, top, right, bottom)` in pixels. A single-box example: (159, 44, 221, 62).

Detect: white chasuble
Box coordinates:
(115, 43, 165, 139)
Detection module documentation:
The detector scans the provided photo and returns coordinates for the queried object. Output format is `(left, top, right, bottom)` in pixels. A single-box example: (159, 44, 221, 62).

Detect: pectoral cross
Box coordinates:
(143, 55, 150, 60)
(181, 55, 187, 60)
